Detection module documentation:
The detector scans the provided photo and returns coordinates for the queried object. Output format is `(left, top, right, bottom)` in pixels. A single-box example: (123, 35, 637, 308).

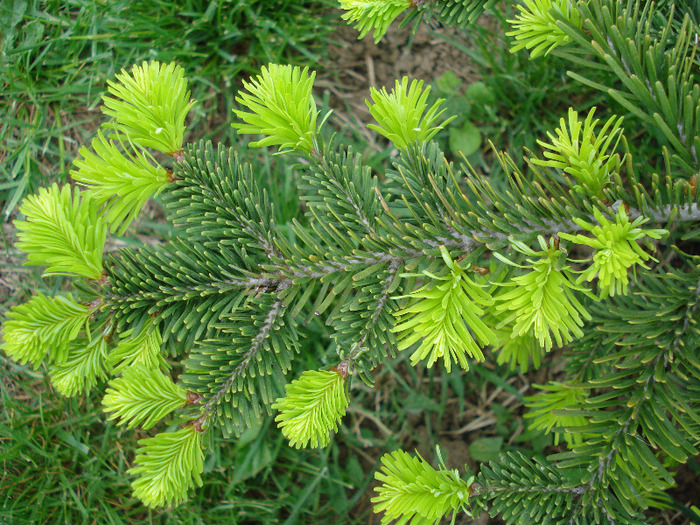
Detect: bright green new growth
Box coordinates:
(50, 335, 109, 397)
(560, 207, 668, 297)
(1, 293, 90, 369)
(495, 236, 592, 351)
(233, 64, 320, 153)
(272, 369, 349, 449)
(532, 107, 624, 198)
(103, 364, 188, 430)
(372, 449, 475, 525)
(525, 382, 589, 446)
(106, 319, 167, 373)
(129, 426, 204, 508)
(493, 330, 542, 373)
(15, 184, 107, 280)
(71, 131, 171, 235)
(102, 61, 195, 155)
(339, 0, 412, 43)
(367, 77, 456, 151)
(393, 247, 496, 372)
(506, 0, 582, 58)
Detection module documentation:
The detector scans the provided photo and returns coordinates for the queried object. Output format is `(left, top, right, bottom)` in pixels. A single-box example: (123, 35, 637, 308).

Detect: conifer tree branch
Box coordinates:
(4, 12, 697, 512)
(356, 259, 401, 349)
(586, 275, 700, 492)
(104, 200, 700, 317)
(199, 294, 288, 422)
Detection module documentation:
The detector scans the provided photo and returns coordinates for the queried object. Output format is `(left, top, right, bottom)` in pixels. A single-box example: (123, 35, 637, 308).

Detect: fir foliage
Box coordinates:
(103, 364, 188, 430)
(555, 1, 700, 173)
(372, 449, 475, 525)
(49, 333, 109, 397)
(15, 184, 107, 280)
(105, 239, 248, 347)
(559, 207, 667, 297)
(129, 426, 204, 508)
(524, 382, 588, 446)
(102, 61, 195, 155)
(506, 0, 583, 58)
(393, 247, 495, 372)
(286, 138, 403, 380)
(164, 141, 279, 262)
(181, 294, 299, 437)
(71, 130, 171, 234)
(494, 236, 592, 351)
(106, 318, 167, 373)
(550, 269, 700, 518)
(433, 0, 498, 26)
(403, 0, 498, 29)
(492, 329, 543, 373)
(532, 107, 624, 198)
(272, 369, 349, 449)
(338, 0, 412, 43)
(232, 64, 320, 153)
(367, 77, 456, 150)
(1, 293, 90, 369)
(2, 0, 700, 519)
(477, 452, 594, 524)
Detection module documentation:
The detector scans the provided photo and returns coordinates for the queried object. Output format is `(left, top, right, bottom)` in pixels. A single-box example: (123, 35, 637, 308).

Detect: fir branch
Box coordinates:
(129, 425, 204, 508)
(15, 184, 107, 280)
(300, 140, 384, 241)
(272, 369, 349, 448)
(104, 200, 700, 329)
(331, 258, 403, 380)
(189, 293, 293, 435)
(524, 382, 589, 446)
(102, 61, 195, 155)
(339, 0, 412, 43)
(403, 0, 498, 30)
(591, 276, 700, 474)
(475, 452, 592, 525)
(232, 64, 319, 153)
(393, 247, 496, 372)
(104, 240, 282, 345)
(494, 236, 592, 351)
(531, 107, 624, 199)
(366, 77, 455, 149)
(205, 300, 283, 408)
(164, 141, 280, 260)
(50, 334, 109, 397)
(553, 272, 700, 520)
(106, 318, 167, 373)
(506, 0, 583, 58)
(103, 364, 188, 430)
(373, 449, 475, 525)
(560, 207, 667, 297)
(554, 0, 700, 171)
(1, 293, 90, 369)
(71, 130, 170, 235)
(357, 259, 401, 349)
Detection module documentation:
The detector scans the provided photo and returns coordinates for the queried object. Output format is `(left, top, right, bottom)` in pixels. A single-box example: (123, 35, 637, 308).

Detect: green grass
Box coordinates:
(0, 0, 336, 220)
